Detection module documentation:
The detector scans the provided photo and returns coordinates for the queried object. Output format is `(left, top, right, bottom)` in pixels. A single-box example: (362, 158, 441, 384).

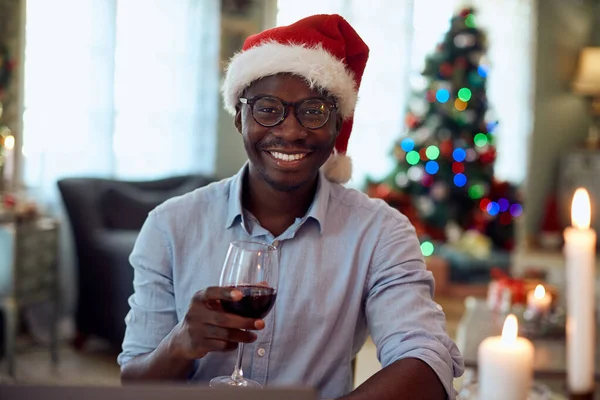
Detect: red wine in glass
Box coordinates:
(209, 241, 279, 389)
(220, 285, 277, 319)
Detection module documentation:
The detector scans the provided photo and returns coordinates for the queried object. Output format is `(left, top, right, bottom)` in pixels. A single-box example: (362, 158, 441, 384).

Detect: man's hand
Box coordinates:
(169, 286, 265, 360)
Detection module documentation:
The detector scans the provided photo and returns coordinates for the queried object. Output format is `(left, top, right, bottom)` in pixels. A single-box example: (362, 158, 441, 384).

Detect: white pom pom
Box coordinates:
(321, 152, 352, 184)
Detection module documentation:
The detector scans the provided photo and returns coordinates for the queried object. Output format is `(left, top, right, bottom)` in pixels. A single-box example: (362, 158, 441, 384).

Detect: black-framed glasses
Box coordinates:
(239, 95, 338, 129)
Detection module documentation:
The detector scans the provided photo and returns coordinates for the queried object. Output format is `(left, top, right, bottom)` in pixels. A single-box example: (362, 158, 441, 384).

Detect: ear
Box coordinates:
(334, 115, 343, 138)
(234, 104, 242, 134)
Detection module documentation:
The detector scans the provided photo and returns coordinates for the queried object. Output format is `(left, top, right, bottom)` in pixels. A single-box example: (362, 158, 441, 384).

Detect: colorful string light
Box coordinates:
(426, 145, 440, 160)
(408, 165, 425, 181)
(465, 14, 476, 28)
(509, 204, 523, 217)
(454, 99, 467, 111)
(474, 133, 488, 147)
(425, 161, 440, 174)
(477, 65, 488, 78)
(454, 173, 467, 187)
(401, 138, 415, 152)
(453, 148, 467, 162)
(436, 89, 450, 103)
(486, 121, 498, 133)
(486, 202, 500, 216)
(468, 184, 485, 199)
(406, 151, 420, 165)
(420, 241, 435, 257)
(498, 198, 510, 212)
(457, 88, 472, 102)
(466, 148, 477, 162)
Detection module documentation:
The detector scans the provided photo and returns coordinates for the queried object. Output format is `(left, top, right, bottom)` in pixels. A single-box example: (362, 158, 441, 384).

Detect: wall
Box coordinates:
(214, 0, 277, 179)
(522, 0, 599, 245)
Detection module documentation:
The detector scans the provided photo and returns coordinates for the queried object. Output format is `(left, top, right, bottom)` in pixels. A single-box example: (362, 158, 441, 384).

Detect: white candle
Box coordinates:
(526, 284, 551, 315)
(564, 187, 596, 394)
(478, 314, 534, 400)
(2, 131, 15, 191)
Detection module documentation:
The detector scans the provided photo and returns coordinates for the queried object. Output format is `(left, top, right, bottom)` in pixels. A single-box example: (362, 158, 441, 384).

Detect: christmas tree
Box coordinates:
(367, 7, 521, 253)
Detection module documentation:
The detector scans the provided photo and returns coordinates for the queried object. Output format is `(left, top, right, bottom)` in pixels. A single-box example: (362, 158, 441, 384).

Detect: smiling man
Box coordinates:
(118, 14, 464, 400)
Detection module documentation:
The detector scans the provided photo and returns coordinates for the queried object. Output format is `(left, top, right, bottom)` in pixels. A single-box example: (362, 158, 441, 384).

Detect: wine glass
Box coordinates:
(209, 240, 279, 388)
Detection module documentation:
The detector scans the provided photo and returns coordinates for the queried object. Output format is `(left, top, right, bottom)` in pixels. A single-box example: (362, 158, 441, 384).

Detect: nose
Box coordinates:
(270, 107, 308, 142)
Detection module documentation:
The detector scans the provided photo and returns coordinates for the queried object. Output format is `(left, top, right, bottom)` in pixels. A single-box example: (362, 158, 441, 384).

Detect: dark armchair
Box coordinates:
(57, 174, 215, 350)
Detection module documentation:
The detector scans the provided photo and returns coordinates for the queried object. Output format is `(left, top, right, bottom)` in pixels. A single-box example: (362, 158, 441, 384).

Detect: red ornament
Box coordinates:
(440, 63, 453, 78)
(459, 8, 471, 18)
(422, 174, 434, 187)
(452, 162, 465, 174)
(419, 148, 428, 161)
(440, 139, 453, 157)
(479, 198, 491, 212)
(373, 184, 392, 199)
(472, 209, 489, 232)
(455, 57, 468, 69)
(3, 194, 16, 208)
(426, 90, 436, 103)
(541, 195, 561, 232)
(405, 113, 419, 129)
(479, 148, 496, 164)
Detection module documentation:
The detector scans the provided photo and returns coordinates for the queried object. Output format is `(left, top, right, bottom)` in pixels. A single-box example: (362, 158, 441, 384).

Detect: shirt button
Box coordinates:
(257, 348, 266, 357)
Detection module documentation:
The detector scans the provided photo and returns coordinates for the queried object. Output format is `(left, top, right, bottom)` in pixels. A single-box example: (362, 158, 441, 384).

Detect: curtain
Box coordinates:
(23, 0, 220, 313)
(276, 0, 536, 186)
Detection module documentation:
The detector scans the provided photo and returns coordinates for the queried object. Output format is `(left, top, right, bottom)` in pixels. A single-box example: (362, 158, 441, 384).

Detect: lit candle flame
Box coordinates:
(501, 314, 518, 345)
(571, 188, 591, 230)
(534, 284, 546, 299)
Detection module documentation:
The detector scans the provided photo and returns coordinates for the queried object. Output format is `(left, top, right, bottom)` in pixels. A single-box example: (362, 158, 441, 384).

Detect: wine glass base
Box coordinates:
(209, 376, 263, 389)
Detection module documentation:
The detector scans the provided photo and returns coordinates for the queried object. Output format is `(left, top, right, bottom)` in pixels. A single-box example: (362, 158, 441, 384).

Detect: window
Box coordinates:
(23, 0, 220, 195)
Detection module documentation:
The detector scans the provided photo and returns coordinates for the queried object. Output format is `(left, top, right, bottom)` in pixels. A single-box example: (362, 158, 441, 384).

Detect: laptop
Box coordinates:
(0, 384, 317, 400)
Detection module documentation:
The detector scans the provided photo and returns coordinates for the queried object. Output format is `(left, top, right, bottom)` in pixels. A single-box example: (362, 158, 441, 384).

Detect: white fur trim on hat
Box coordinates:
(321, 151, 352, 184)
(222, 41, 358, 119)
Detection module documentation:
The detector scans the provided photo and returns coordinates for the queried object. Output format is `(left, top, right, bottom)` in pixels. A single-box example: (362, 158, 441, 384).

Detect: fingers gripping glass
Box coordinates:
(209, 241, 279, 389)
(239, 95, 338, 129)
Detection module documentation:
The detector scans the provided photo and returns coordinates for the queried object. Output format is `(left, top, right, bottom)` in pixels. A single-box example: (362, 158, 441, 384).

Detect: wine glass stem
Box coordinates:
(231, 343, 245, 384)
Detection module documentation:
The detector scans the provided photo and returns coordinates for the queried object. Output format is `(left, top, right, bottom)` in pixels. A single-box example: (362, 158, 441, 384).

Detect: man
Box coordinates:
(118, 14, 464, 399)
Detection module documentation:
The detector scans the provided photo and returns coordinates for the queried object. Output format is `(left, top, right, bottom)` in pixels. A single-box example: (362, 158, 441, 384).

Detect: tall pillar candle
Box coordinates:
(564, 188, 596, 394)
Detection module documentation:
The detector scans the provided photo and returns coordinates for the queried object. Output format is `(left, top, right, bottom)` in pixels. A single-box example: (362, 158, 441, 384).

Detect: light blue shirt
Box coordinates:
(118, 164, 464, 399)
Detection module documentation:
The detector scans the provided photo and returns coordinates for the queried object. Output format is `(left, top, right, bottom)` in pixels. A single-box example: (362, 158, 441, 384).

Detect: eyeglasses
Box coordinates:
(239, 95, 338, 129)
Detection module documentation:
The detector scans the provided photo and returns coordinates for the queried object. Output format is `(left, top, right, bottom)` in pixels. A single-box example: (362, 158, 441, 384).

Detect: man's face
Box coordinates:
(235, 74, 340, 192)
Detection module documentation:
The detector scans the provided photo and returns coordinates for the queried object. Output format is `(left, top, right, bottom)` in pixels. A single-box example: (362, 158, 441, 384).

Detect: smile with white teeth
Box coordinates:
(268, 151, 307, 162)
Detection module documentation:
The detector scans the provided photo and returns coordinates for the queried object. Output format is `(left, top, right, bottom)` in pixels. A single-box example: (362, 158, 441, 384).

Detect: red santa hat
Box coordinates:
(222, 14, 369, 184)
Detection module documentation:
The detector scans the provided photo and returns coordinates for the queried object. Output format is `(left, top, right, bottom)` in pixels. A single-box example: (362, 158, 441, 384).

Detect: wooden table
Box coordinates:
(456, 297, 600, 399)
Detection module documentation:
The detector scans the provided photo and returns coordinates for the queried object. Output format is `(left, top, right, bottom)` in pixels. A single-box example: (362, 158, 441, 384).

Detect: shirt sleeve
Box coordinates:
(365, 210, 465, 399)
(117, 209, 178, 367)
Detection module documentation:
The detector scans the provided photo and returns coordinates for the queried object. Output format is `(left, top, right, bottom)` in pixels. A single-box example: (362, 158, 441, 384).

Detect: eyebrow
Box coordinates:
(247, 94, 335, 103)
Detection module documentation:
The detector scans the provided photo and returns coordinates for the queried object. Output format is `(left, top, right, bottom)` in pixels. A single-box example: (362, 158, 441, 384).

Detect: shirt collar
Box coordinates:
(225, 162, 331, 234)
